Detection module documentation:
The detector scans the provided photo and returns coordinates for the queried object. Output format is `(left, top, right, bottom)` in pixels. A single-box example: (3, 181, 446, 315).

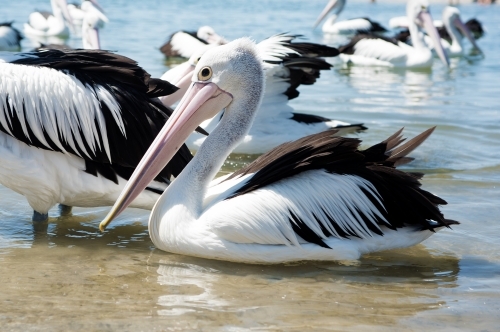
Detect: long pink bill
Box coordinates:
(454, 17, 483, 55)
(420, 11, 450, 67)
(159, 62, 195, 107)
(99, 82, 232, 231)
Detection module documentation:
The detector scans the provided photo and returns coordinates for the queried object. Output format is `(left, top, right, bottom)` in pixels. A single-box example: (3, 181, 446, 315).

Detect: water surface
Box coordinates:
(1, 0, 499, 330)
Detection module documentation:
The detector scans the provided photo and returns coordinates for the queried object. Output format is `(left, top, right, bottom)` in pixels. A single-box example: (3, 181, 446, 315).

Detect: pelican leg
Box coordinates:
(32, 210, 49, 222)
(59, 204, 73, 216)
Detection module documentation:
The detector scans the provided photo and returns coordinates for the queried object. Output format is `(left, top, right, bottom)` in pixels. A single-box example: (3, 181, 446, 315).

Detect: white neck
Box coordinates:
(409, 19, 427, 51)
(445, 19, 462, 52)
(149, 83, 263, 246)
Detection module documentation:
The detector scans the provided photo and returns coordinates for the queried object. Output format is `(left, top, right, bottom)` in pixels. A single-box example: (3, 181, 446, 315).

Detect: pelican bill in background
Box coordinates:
(313, 0, 387, 35)
(100, 38, 458, 264)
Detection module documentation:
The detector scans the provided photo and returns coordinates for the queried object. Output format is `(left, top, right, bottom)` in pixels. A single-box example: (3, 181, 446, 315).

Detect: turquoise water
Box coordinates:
(1, 0, 500, 330)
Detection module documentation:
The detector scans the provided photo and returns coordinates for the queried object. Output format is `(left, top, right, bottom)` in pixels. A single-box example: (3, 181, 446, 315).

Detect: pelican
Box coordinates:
(389, 11, 485, 41)
(80, 0, 108, 49)
(0, 22, 23, 52)
(100, 38, 458, 263)
(33, 1, 108, 51)
(68, 0, 105, 28)
(24, 0, 74, 39)
(338, 0, 450, 68)
(313, 0, 387, 35)
(159, 26, 227, 59)
(0, 49, 197, 222)
(394, 7, 482, 58)
(160, 34, 366, 154)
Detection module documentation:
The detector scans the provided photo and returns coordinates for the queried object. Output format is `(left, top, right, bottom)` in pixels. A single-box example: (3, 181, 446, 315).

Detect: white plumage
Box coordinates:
(100, 38, 457, 264)
(24, 0, 74, 38)
(159, 26, 227, 59)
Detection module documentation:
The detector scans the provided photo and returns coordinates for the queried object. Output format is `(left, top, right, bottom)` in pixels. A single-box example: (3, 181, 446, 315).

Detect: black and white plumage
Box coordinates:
(159, 26, 227, 59)
(24, 0, 74, 39)
(338, 0, 450, 68)
(0, 22, 23, 52)
(313, 0, 387, 35)
(392, 7, 482, 58)
(0, 49, 193, 221)
(161, 34, 366, 154)
(100, 38, 457, 263)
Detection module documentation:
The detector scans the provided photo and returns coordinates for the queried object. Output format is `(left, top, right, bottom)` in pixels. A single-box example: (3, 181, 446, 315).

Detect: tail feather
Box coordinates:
(386, 127, 436, 163)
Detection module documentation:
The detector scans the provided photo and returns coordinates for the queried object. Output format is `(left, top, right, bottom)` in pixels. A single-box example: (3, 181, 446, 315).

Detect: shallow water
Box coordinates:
(1, 0, 500, 330)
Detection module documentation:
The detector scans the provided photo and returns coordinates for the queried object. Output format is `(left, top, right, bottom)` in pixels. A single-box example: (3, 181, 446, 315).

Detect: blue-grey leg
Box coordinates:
(59, 204, 73, 216)
(32, 210, 49, 222)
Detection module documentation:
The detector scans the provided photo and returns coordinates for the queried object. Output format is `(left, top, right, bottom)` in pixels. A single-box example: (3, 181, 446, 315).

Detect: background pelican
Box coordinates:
(80, 0, 108, 49)
(24, 0, 74, 39)
(159, 26, 227, 59)
(100, 38, 457, 264)
(160, 34, 365, 154)
(338, 0, 450, 68)
(394, 7, 482, 58)
(0, 22, 23, 51)
(0, 49, 194, 222)
(313, 0, 387, 35)
(68, 0, 104, 28)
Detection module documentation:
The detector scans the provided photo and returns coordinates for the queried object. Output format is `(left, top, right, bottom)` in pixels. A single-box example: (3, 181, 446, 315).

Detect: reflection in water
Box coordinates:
(336, 64, 438, 107)
(152, 247, 460, 327)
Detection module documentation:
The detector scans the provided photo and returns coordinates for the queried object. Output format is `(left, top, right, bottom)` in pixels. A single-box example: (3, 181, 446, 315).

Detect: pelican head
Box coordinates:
(197, 26, 227, 45)
(81, 0, 108, 49)
(313, 0, 346, 29)
(160, 44, 217, 107)
(442, 6, 482, 54)
(100, 38, 263, 230)
(408, 0, 450, 67)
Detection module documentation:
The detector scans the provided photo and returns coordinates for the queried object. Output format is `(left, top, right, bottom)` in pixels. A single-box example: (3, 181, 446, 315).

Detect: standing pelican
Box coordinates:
(100, 38, 457, 263)
(160, 34, 365, 154)
(338, 0, 450, 68)
(24, 0, 74, 38)
(0, 49, 195, 222)
(0, 22, 23, 52)
(313, 0, 387, 35)
(159, 26, 227, 59)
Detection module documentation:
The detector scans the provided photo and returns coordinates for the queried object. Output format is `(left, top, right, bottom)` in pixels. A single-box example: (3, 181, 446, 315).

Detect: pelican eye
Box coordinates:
(198, 66, 212, 81)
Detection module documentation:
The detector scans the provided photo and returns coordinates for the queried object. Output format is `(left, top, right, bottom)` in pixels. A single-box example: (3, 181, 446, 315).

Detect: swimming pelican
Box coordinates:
(338, 0, 450, 68)
(24, 0, 74, 38)
(0, 49, 196, 222)
(159, 26, 227, 59)
(394, 7, 482, 58)
(100, 38, 458, 263)
(0, 22, 23, 52)
(313, 0, 387, 35)
(160, 34, 365, 154)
